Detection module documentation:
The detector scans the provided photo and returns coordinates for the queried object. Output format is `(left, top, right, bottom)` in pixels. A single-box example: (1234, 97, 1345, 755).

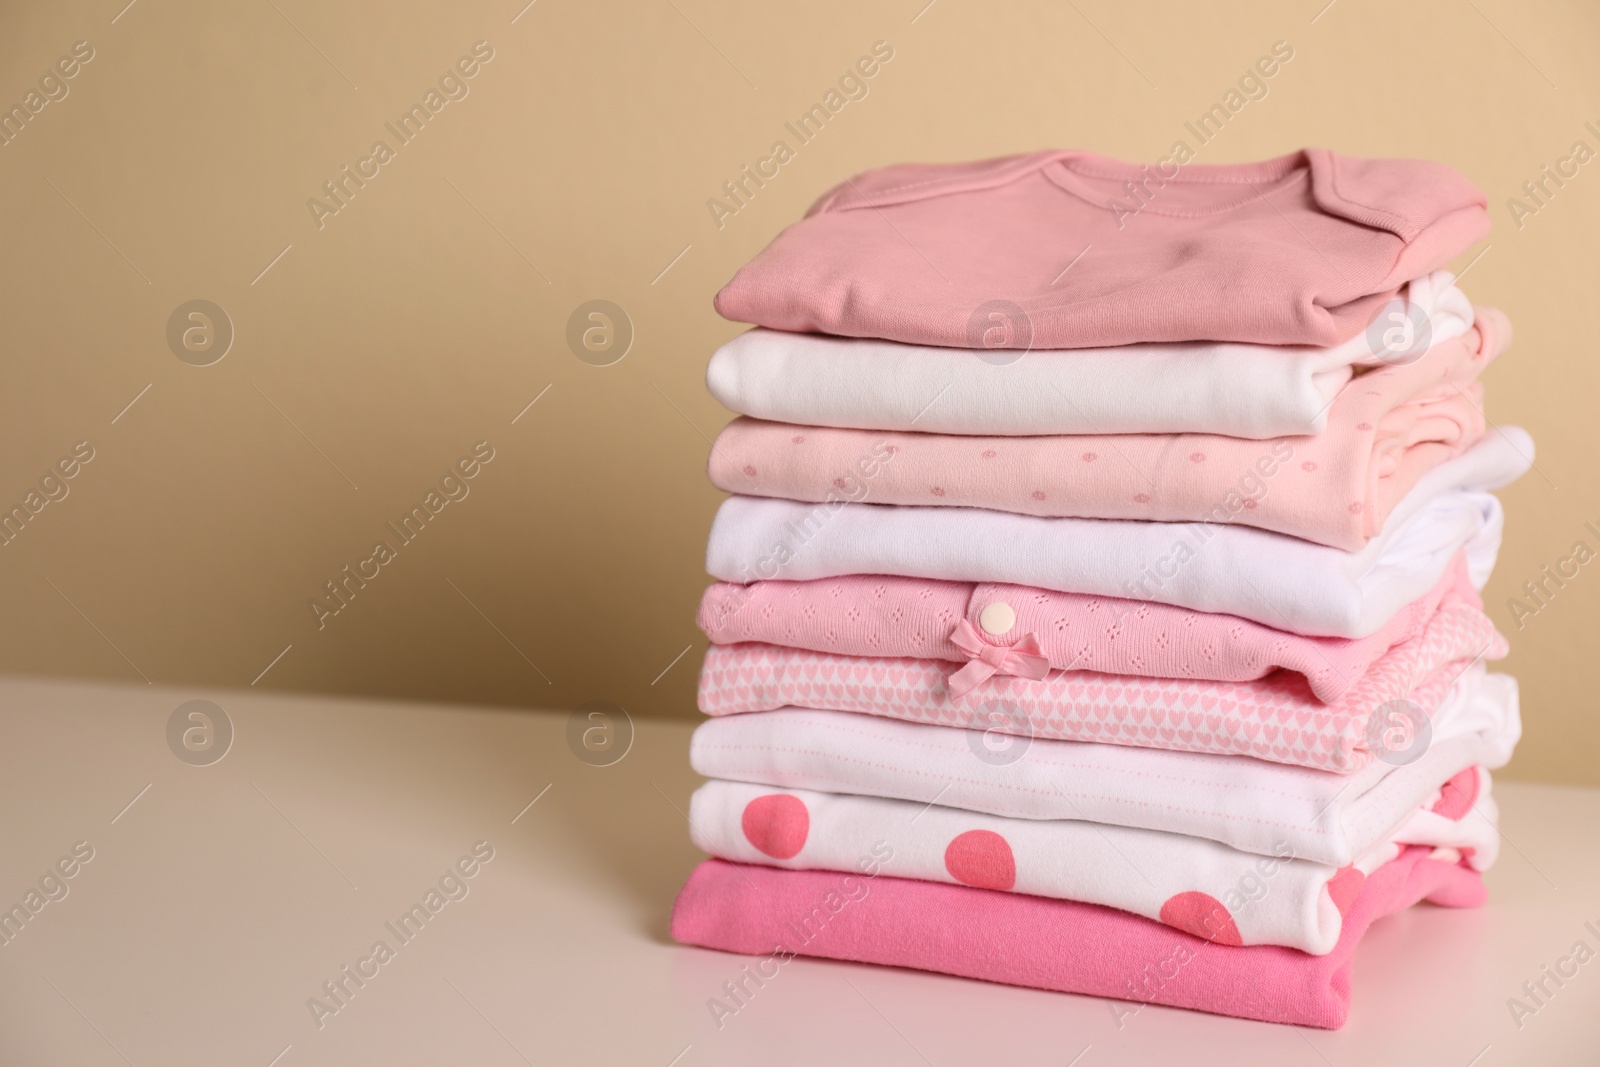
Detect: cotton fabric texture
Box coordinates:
(689, 767, 1495, 953)
(699, 554, 1477, 703)
(697, 586, 1503, 771)
(709, 310, 1505, 551)
(688, 669, 1518, 865)
(670, 846, 1487, 1028)
(706, 429, 1531, 638)
(707, 271, 1473, 439)
(714, 149, 1490, 349)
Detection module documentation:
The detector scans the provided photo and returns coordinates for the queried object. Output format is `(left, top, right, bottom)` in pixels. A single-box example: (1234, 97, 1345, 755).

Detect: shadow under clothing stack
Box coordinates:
(670, 148, 1531, 1028)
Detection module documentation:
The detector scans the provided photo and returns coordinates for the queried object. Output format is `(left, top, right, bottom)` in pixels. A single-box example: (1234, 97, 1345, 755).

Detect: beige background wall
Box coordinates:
(0, 0, 1594, 782)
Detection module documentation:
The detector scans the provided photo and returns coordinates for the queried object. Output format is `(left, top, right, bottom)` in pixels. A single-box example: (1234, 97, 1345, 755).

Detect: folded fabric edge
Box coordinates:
(669, 846, 1484, 1029)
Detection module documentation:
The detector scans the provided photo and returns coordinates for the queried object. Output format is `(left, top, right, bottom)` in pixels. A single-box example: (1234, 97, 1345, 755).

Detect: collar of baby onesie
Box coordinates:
(814, 148, 1455, 244)
(1041, 148, 1314, 217)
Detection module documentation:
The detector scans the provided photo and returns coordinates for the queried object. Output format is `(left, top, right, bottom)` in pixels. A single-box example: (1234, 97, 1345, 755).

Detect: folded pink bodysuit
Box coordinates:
(698, 592, 1506, 772)
(714, 149, 1490, 349)
(699, 553, 1475, 704)
(709, 312, 1504, 551)
(690, 670, 1518, 866)
(690, 767, 1495, 954)
(670, 846, 1486, 1028)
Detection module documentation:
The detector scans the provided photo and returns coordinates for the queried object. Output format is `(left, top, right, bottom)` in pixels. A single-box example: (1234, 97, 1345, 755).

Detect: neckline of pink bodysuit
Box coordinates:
(1041, 148, 1314, 217)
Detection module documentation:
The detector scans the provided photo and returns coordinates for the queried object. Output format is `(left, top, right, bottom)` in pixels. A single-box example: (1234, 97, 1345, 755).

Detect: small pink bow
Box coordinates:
(946, 619, 1051, 698)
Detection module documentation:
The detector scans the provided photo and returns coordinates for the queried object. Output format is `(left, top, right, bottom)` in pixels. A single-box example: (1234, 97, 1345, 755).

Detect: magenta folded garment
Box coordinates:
(708, 314, 1503, 552)
(714, 148, 1490, 349)
(699, 553, 1474, 704)
(699, 592, 1505, 772)
(671, 847, 1485, 1028)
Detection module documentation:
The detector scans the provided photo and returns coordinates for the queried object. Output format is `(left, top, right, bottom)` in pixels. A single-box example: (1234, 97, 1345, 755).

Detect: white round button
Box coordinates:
(978, 601, 1015, 636)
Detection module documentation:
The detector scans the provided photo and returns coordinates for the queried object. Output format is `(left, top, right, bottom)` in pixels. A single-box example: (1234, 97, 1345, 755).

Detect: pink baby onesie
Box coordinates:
(708, 310, 1505, 551)
(698, 552, 1476, 704)
(671, 846, 1486, 1028)
(698, 589, 1506, 772)
(690, 767, 1494, 954)
(714, 149, 1489, 349)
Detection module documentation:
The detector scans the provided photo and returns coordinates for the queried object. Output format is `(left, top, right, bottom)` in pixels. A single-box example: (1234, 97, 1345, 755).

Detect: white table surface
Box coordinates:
(1, 675, 1596, 1066)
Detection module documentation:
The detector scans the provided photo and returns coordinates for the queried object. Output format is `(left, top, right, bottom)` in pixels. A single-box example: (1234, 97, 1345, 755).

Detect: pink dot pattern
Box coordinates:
(943, 830, 1016, 891)
(1431, 767, 1479, 820)
(740, 794, 810, 859)
(1159, 891, 1242, 945)
(702, 775, 1496, 955)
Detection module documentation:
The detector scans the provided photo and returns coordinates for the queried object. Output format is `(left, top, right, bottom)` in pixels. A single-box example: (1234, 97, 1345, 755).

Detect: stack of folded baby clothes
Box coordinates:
(671, 148, 1530, 1028)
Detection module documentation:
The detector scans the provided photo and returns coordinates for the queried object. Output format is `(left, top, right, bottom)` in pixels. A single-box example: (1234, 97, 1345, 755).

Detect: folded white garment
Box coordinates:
(707, 271, 1472, 439)
(706, 427, 1531, 638)
(688, 767, 1498, 955)
(689, 669, 1518, 867)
